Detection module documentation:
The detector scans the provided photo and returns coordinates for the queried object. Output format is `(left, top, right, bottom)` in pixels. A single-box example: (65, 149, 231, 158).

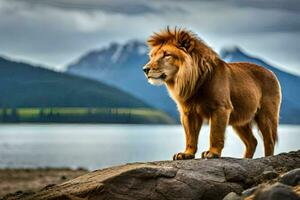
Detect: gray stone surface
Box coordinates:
(6, 150, 300, 200)
(253, 182, 300, 200)
(261, 170, 278, 180)
(223, 192, 242, 200)
(279, 168, 300, 186)
(242, 185, 260, 198)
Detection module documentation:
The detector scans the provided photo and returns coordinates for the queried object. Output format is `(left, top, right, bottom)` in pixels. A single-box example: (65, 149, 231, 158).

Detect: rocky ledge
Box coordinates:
(4, 150, 300, 200)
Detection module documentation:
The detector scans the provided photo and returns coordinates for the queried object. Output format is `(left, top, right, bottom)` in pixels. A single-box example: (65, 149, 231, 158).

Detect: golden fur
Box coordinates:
(144, 27, 281, 159)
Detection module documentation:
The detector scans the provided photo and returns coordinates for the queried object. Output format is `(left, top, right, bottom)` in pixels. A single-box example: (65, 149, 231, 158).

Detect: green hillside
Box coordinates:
(0, 107, 175, 124)
(0, 57, 175, 124)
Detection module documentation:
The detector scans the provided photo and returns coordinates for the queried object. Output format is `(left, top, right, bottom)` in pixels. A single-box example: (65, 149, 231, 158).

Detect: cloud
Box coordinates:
(232, 0, 300, 13)
(10, 0, 158, 15)
(0, 0, 299, 75)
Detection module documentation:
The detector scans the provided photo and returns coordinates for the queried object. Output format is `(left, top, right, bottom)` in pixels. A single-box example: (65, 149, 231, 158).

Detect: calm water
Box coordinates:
(0, 124, 299, 170)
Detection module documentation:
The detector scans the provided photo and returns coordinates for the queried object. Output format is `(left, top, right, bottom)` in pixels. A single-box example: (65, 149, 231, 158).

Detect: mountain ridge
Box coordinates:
(0, 56, 175, 124)
(220, 46, 300, 77)
(0, 56, 149, 108)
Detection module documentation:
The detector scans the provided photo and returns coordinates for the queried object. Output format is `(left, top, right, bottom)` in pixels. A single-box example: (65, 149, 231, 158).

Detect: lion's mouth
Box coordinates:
(148, 73, 167, 80)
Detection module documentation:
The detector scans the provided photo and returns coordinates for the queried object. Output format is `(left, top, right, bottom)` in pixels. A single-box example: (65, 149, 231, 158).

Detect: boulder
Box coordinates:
(242, 185, 260, 198)
(279, 168, 300, 186)
(5, 150, 300, 200)
(253, 182, 300, 200)
(222, 192, 242, 200)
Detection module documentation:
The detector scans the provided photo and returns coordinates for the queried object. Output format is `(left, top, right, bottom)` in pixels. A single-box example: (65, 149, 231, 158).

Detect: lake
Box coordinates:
(0, 124, 299, 170)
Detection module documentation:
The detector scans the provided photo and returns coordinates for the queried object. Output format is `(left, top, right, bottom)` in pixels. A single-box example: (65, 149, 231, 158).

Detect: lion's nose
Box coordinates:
(143, 66, 150, 75)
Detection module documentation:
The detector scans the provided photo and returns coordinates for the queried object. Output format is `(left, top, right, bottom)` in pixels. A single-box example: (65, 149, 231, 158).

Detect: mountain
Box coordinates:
(0, 56, 174, 124)
(67, 40, 178, 119)
(220, 46, 300, 124)
(67, 41, 300, 124)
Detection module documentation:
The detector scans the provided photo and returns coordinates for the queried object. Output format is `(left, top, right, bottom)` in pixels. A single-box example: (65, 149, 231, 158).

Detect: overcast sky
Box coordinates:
(0, 0, 299, 75)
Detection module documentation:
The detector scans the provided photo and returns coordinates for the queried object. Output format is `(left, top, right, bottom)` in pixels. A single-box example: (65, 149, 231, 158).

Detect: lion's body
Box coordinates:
(144, 28, 281, 159)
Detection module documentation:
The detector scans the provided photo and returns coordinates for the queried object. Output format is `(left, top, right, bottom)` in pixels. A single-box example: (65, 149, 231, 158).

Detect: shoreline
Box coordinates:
(0, 168, 88, 198)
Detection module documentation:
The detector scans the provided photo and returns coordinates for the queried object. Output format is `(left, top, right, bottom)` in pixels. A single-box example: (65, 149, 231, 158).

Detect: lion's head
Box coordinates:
(144, 27, 220, 100)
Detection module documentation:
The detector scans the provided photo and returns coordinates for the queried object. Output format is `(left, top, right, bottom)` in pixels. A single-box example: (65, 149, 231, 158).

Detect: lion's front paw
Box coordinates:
(201, 151, 220, 159)
(173, 152, 195, 160)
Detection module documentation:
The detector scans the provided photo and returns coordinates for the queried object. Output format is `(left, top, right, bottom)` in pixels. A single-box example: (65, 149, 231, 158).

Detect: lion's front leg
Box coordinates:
(202, 107, 230, 159)
(173, 112, 202, 160)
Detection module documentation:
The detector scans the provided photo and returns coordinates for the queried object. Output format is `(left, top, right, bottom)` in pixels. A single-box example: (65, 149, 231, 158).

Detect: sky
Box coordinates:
(0, 0, 299, 75)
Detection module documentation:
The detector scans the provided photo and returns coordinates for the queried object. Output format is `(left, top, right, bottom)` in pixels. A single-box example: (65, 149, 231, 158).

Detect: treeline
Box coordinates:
(0, 108, 175, 124)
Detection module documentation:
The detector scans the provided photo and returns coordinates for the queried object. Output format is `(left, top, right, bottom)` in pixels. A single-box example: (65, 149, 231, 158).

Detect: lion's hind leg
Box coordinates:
(233, 123, 258, 158)
(255, 106, 279, 156)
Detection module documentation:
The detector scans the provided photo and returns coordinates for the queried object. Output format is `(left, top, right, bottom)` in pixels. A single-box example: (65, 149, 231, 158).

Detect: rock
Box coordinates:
(261, 170, 278, 180)
(42, 184, 56, 190)
(6, 150, 300, 200)
(255, 169, 279, 184)
(279, 168, 300, 186)
(242, 185, 259, 197)
(223, 192, 242, 200)
(253, 182, 300, 200)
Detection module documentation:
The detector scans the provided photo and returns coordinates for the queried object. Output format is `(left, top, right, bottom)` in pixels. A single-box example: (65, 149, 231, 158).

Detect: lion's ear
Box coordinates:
(176, 31, 195, 53)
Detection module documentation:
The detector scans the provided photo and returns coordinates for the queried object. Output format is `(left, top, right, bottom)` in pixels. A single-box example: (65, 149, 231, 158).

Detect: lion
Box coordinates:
(143, 27, 281, 160)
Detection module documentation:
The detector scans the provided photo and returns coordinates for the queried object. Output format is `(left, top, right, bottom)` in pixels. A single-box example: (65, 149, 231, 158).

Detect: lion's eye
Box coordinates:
(163, 52, 173, 59)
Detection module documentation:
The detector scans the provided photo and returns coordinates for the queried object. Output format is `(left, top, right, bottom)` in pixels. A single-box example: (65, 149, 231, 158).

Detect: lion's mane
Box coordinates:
(147, 27, 219, 101)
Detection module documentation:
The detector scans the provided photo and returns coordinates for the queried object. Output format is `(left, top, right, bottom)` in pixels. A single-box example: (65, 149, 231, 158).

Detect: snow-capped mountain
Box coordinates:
(68, 40, 148, 73)
(67, 40, 178, 120)
(67, 41, 300, 124)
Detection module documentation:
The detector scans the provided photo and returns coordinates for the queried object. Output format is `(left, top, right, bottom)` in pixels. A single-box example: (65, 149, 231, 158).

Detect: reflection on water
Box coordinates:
(0, 124, 299, 170)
